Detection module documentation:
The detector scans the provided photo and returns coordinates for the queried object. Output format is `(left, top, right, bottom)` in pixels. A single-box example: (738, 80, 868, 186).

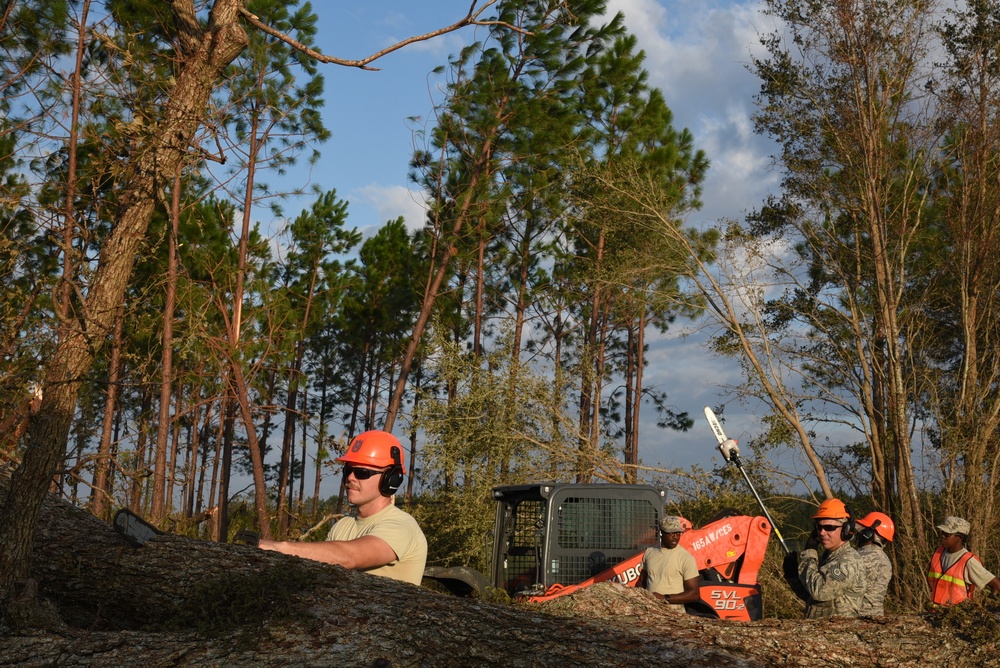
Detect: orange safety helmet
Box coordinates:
(337, 430, 406, 474)
(857, 511, 895, 542)
(812, 498, 850, 520)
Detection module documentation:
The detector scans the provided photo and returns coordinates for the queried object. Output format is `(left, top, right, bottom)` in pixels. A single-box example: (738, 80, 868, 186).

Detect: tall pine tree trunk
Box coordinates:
(152, 170, 182, 523)
(384, 135, 498, 432)
(90, 312, 124, 520)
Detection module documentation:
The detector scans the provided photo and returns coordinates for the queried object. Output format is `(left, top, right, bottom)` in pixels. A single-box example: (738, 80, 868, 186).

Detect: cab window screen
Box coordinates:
(557, 496, 658, 550)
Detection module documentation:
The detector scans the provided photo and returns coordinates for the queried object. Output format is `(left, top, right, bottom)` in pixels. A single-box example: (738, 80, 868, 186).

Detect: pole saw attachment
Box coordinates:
(704, 406, 792, 554)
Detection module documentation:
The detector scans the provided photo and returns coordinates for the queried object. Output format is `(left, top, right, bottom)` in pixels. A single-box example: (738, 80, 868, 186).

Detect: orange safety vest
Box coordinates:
(927, 546, 977, 605)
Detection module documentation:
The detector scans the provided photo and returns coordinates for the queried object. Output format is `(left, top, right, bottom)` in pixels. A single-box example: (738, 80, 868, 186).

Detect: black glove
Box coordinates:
(782, 551, 810, 602)
(804, 529, 821, 551)
(782, 551, 799, 581)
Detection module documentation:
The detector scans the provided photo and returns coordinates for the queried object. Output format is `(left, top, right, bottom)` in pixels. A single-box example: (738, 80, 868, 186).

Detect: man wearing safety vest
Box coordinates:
(927, 516, 1000, 605)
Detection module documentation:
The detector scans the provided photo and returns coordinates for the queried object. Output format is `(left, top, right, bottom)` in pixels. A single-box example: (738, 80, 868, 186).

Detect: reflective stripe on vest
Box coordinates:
(927, 546, 977, 605)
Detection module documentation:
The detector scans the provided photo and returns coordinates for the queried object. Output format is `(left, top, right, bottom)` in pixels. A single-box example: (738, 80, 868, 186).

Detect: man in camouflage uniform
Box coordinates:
(797, 498, 866, 618)
(855, 511, 894, 616)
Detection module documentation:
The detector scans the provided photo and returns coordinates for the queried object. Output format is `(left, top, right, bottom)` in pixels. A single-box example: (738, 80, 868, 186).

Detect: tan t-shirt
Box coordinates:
(642, 545, 699, 610)
(327, 502, 428, 585)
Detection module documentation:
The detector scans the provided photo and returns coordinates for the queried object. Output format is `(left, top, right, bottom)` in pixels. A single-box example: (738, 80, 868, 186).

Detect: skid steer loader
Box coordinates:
(424, 482, 771, 621)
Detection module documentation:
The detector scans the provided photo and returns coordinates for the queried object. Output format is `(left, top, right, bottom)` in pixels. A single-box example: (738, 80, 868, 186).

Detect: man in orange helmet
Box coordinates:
(260, 429, 428, 585)
(855, 511, 894, 616)
(927, 516, 1000, 605)
(795, 498, 866, 618)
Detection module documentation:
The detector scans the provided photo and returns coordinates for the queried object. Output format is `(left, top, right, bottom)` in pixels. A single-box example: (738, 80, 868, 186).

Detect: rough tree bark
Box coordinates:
(2, 472, 998, 667)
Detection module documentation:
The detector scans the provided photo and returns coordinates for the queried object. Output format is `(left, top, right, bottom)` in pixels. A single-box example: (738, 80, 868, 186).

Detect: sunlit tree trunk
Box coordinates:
(90, 313, 124, 520)
(151, 170, 182, 523)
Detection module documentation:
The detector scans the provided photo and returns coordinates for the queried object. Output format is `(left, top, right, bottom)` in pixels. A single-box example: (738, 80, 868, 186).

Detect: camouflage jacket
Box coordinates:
(798, 541, 866, 618)
(856, 543, 891, 616)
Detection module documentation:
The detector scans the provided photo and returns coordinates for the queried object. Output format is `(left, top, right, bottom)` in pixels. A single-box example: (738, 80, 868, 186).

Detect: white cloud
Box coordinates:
(353, 183, 429, 235)
(607, 1, 782, 226)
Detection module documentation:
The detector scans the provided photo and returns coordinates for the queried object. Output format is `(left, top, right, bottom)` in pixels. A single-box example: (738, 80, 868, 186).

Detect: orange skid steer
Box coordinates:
(525, 511, 771, 621)
(424, 483, 772, 621)
(423, 408, 784, 621)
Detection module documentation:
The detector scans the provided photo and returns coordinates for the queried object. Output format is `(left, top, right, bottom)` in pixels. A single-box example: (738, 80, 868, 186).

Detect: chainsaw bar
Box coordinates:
(113, 508, 164, 547)
(112, 508, 263, 548)
(704, 406, 728, 444)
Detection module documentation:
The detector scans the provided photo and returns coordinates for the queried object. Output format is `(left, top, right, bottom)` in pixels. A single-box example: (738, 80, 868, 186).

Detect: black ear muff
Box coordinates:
(858, 519, 880, 544)
(379, 445, 404, 497)
(842, 505, 856, 541)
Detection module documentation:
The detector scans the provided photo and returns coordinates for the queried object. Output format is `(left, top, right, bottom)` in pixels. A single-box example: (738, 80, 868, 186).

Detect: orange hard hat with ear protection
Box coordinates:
(857, 511, 895, 541)
(337, 430, 406, 473)
(812, 498, 850, 520)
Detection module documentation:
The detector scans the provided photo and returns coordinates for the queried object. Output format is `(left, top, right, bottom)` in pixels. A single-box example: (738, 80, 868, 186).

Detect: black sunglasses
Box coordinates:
(816, 524, 843, 533)
(342, 464, 384, 481)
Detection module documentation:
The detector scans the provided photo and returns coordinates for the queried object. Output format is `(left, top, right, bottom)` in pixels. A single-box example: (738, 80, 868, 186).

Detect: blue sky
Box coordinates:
(303, 0, 782, 234)
(275, 1, 815, 491)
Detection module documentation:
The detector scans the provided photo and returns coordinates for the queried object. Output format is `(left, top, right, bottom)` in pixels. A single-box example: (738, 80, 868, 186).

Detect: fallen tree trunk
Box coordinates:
(2, 472, 998, 667)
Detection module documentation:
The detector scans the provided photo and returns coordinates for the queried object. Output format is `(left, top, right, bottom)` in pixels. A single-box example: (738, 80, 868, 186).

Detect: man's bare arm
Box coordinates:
(259, 535, 397, 571)
(669, 576, 702, 604)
